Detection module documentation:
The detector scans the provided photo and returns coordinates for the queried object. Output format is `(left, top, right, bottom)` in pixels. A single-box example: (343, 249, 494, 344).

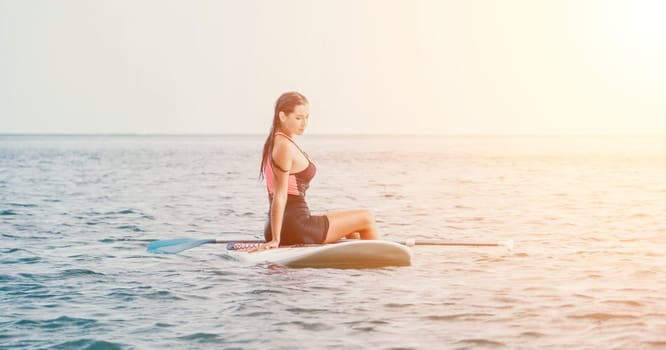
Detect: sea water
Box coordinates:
(1, 134, 665, 349)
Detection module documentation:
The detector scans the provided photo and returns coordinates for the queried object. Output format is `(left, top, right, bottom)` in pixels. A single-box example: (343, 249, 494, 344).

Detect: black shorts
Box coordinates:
(264, 195, 329, 246)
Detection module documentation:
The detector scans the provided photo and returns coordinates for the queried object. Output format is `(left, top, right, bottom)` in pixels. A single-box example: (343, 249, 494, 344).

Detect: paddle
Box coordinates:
(146, 238, 514, 254)
(403, 238, 514, 251)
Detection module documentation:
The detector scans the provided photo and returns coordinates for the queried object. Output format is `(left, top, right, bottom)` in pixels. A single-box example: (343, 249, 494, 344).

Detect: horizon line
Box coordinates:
(2, 132, 666, 138)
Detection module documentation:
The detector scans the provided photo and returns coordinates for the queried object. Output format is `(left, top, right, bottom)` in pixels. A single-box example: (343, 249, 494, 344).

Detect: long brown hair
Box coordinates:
(259, 91, 309, 180)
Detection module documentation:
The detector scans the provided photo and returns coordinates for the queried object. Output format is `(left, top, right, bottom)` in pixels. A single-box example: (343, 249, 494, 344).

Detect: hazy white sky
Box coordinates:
(1, 0, 665, 135)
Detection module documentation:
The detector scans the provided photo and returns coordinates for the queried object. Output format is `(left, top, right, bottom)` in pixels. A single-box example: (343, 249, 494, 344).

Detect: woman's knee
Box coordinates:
(360, 209, 379, 239)
(362, 209, 374, 226)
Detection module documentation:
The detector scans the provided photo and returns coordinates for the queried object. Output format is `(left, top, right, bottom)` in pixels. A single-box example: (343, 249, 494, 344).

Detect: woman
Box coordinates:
(252, 91, 379, 251)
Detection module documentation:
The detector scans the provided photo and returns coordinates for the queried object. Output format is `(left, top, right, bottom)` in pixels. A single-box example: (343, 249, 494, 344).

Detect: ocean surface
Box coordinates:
(1, 134, 665, 349)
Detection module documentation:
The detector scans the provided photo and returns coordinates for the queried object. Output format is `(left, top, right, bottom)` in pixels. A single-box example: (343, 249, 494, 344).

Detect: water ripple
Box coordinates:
(52, 339, 128, 350)
(177, 332, 222, 343)
(14, 316, 98, 330)
(567, 313, 639, 322)
(456, 338, 505, 348)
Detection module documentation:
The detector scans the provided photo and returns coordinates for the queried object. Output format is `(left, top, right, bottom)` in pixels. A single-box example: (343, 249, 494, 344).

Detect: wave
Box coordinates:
(52, 338, 128, 350)
(15, 316, 98, 330)
(98, 237, 154, 243)
(0, 274, 15, 282)
(456, 338, 505, 347)
(59, 269, 106, 278)
(602, 299, 644, 307)
(424, 313, 495, 321)
(143, 290, 185, 301)
(116, 225, 144, 232)
(2, 256, 41, 264)
(567, 313, 639, 321)
(14, 269, 105, 282)
(1, 248, 34, 254)
(7, 203, 38, 208)
(177, 332, 222, 343)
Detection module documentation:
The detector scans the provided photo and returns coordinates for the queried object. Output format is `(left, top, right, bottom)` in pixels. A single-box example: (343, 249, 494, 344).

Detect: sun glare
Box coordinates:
(610, 1, 666, 58)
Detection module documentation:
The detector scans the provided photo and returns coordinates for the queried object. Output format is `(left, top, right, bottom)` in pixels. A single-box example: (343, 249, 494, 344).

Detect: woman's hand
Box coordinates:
(247, 240, 280, 253)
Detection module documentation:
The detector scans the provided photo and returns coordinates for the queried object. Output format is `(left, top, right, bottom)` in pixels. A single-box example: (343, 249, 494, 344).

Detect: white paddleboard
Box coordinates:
(225, 240, 412, 268)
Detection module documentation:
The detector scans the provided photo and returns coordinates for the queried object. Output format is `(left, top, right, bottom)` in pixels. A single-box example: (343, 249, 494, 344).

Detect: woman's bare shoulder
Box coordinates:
(271, 135, 295, 168)
(273, 134, 294, 153)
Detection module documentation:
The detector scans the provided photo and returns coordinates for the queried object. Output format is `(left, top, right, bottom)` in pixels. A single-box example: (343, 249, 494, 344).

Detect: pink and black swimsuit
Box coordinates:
(263, 134, 329, 245)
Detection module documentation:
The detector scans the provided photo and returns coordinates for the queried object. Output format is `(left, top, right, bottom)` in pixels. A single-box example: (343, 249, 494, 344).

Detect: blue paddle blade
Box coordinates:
(146, 238, 216, 254)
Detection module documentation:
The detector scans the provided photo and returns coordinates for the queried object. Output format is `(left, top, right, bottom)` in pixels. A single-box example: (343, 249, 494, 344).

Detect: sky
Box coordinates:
(1, 0, 665, 135)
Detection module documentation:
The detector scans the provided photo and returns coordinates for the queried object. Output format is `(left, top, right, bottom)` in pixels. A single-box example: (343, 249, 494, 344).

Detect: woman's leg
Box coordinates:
(323, 209, 379, 243)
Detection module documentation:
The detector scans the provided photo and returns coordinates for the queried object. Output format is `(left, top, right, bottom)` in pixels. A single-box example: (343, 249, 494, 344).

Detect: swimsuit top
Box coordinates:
(264, 133, 317, 197)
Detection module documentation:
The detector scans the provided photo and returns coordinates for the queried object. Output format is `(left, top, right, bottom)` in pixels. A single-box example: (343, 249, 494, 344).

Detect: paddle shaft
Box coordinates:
(218, 239, 512, 249)
(410, 241, 501, 247)
(402, 239, 514, 251)
(214, 240, 505, 245)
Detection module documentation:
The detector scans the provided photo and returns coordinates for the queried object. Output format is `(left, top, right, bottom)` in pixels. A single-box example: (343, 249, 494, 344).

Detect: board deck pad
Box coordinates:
(225, 240, 412, 269)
